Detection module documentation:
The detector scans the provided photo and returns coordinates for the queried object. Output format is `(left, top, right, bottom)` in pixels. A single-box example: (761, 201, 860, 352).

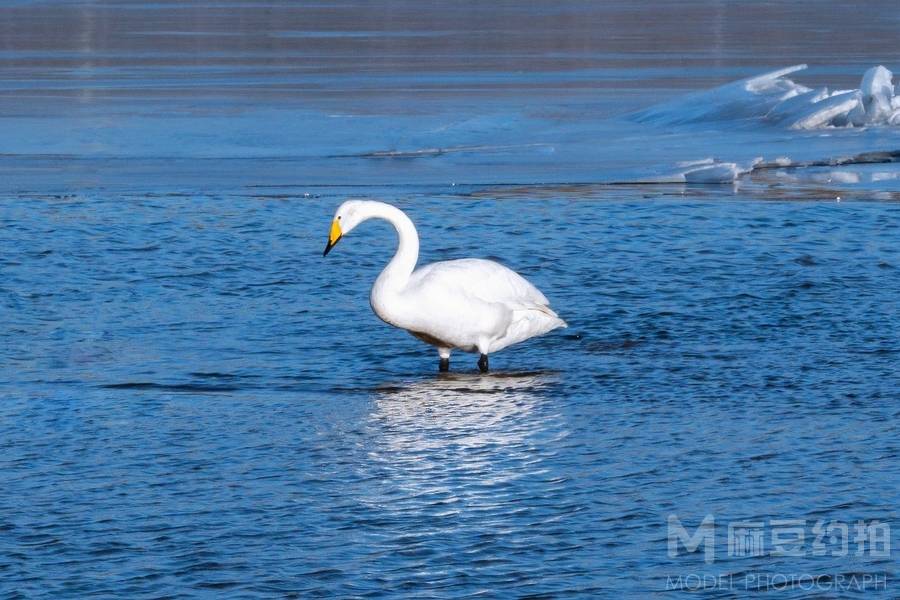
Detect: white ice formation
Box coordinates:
(672, 157, 762, 184)
(635, 64, 900, 130)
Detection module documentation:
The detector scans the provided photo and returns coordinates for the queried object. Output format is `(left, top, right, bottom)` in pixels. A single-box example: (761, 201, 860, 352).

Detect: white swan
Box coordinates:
(322, 200, 566, 372)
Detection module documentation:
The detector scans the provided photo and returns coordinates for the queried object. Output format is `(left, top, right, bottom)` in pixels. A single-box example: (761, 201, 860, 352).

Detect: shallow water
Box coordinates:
(2, 1, 900, 598)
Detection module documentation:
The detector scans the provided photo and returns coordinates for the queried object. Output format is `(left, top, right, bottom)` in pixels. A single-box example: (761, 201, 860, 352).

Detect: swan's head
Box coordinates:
(322, 200, 370, 256)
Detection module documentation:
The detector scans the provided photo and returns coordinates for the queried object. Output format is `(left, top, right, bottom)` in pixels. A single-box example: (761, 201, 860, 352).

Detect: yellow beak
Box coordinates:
(323, 219, 343, 256)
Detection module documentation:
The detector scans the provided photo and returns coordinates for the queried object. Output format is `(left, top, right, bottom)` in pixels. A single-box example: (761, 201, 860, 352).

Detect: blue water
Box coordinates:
(3, 190, 899, 597)
(2, 1, 900, 598)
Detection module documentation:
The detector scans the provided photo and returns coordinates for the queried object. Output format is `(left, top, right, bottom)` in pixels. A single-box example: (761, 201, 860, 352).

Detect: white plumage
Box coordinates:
(323, 200, 566, 372)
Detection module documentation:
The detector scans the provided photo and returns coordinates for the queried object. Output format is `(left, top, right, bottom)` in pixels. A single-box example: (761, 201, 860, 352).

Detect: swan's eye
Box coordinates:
(338, 216, 342, 220)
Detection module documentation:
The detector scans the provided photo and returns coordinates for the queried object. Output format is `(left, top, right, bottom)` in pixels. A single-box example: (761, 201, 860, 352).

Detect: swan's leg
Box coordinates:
(478, 354, 489, 373)
(438, 348, 451, 372)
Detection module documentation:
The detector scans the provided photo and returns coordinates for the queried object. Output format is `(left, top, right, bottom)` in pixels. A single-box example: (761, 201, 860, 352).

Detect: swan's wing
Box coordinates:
(411, 258, 551, 309)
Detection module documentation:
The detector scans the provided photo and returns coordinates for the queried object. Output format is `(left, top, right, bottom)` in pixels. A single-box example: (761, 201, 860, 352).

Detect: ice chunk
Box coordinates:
(633, 65, 808, 125)
(683, 163, 746, 183)
(790, 91, 861, 130)
(665, 157, 763, 184)
(766, 87, 829, 124)
(676, 158, 717, 168)
(860, 65, 894, 122)
(810, 171, 861, 184)
(744, 64, 810, 94)
(872, 172, 900, 182)
(635, 64, 899, 130)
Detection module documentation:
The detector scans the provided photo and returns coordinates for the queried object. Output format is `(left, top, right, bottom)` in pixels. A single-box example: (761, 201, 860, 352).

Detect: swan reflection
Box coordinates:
(365, 372, 567, 494)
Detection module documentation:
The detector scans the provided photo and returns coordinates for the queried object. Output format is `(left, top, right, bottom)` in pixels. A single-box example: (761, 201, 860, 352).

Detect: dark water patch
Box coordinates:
(583, 338, 643, 353)
(107, 245, 161, 253)
(151, 271, 216, 281)
(99, 382, 241, 393)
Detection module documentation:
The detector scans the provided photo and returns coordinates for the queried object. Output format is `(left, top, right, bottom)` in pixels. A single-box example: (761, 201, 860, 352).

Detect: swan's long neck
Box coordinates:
(369, 203, 419, 290)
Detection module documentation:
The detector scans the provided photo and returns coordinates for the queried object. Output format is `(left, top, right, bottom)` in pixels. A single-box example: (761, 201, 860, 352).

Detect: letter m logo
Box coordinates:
(668, 514, 715, 563)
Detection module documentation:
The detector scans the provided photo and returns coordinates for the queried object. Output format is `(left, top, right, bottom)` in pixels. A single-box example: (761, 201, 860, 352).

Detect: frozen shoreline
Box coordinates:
(0, 1, 898, 196)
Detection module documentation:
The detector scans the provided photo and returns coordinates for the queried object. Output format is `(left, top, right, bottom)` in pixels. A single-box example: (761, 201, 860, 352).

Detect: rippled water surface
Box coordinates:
(2, 1, 900, 598)
(3, 191, 899, 597)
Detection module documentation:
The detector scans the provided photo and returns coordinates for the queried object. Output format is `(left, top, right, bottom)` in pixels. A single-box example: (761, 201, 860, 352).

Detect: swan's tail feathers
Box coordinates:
(490, 305, 568, 353)
(534, 304, 567, 329)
